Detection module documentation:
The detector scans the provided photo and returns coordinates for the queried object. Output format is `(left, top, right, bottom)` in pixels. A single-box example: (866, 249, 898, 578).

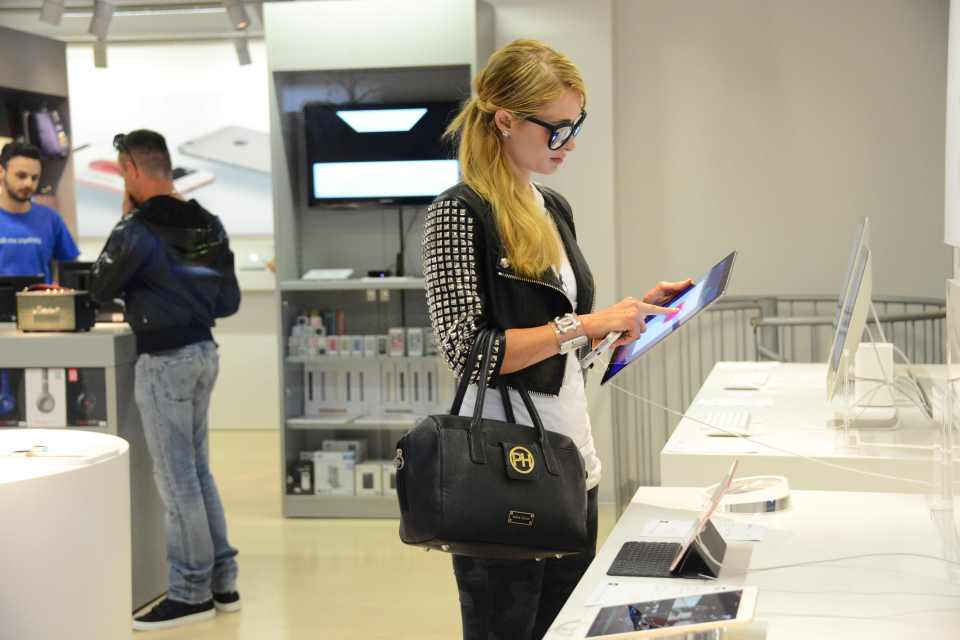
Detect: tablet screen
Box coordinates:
(586, 590, 743, 637)
(601, 252, 736, 385)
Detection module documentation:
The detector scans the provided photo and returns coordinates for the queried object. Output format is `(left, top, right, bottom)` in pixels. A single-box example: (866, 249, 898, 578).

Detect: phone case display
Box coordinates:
(25, 367, 67, 428)
(304, 360, 379, 416)
(0, 369, 26, 427)
(66, 368, 108, 427)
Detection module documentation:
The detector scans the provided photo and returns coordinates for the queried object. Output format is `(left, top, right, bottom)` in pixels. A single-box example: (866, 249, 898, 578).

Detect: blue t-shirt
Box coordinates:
(0, 203, 80, 283)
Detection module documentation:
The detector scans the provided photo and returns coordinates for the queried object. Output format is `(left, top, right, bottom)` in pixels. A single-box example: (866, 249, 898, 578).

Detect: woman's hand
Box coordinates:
(581, 297, 678, 348)
(643, 279, 694, 306)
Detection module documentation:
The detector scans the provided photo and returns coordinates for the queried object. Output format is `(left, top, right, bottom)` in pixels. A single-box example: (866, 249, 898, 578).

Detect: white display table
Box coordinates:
(660, 362, 952, 493)
(0, 429, 131, 640)
(546, 486, 960, 639)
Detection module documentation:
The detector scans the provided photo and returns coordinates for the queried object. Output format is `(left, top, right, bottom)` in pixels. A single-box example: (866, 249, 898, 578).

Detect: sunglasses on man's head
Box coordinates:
(523, 110, 587, 151)
(113, 133, 137, 170)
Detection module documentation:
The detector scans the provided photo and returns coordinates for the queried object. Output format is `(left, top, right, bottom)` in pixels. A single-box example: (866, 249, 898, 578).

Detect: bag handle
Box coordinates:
(512, 381, 561, 476)
(449, 329, 491, 416)
(455, 329, 562, 475)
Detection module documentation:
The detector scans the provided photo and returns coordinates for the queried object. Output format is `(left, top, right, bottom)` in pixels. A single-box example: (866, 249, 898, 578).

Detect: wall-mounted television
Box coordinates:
(304, 101, 460, 207)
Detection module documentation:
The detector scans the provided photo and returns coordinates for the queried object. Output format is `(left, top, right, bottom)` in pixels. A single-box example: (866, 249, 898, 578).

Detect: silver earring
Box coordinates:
(502, 131, 510, 138)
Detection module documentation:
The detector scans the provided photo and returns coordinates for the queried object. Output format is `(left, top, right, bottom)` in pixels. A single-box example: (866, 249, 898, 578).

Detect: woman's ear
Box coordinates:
(494, 109, 514, 138)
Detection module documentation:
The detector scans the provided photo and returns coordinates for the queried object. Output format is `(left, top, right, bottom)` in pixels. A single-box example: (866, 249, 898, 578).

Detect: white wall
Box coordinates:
(614, 0, 951, 302)
(490, 0, 618, 502)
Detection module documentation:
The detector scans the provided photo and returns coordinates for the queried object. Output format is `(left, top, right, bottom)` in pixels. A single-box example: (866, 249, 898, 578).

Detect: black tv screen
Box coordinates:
(304, 101, 461, 207)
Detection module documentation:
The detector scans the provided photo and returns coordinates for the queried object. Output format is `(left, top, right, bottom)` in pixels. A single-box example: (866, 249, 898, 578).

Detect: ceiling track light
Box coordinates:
(223, 1, 250, 31)
(93, 40, 108, 69)
(39, 0, 65, 26)
(234, 38, 252, 66)
(89, 1, 116, 41)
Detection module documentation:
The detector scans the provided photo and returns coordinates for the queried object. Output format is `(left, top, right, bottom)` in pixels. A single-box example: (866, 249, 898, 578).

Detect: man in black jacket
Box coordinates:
(89, 129, 242, 631)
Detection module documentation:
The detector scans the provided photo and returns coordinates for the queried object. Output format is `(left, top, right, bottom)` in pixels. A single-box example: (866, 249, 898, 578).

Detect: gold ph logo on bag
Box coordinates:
(508, 446, 535, 474)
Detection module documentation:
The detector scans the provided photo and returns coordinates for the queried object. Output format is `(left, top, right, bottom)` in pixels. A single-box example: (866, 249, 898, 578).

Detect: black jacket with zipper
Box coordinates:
(423, 182, 595, 396)
(88, 195, 241, 355)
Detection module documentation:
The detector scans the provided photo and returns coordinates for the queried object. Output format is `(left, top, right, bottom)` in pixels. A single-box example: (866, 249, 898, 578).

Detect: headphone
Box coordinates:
(36, 368, 55, 414)
(0, 370, 15, 415)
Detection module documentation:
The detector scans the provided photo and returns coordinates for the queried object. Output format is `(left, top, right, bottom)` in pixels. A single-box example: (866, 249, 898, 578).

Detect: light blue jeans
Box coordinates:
(134, 340, 239, 604)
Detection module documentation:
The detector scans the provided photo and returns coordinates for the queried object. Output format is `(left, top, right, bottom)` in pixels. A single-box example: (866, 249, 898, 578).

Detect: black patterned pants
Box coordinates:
(452, 487, 599, 640)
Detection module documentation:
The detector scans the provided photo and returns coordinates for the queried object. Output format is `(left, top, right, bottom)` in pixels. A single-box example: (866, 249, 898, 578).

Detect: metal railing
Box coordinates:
(610, 295, 946, 515)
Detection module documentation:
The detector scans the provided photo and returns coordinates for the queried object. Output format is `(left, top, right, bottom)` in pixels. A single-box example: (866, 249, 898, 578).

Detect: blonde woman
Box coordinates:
(423, 40, 690, 639)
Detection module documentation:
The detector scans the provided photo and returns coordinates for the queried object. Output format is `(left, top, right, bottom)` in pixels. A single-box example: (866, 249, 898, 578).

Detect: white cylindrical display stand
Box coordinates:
(0, 429, 132, 640)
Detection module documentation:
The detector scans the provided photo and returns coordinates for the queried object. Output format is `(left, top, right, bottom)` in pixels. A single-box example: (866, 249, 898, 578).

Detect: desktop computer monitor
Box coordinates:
(0, 275, 44, 322)
(58, 260, 95, 291)
(826, 247, 873, 402)
(832, 218, 869, 333)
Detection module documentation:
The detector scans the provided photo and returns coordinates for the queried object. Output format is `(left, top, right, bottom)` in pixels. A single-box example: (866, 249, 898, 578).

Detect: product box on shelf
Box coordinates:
(355, 461, 384, 496)
(325, 335, 339, 356)
(286, 460, 313, 495)
(304, 360, 378, 415)
(388, 327, 406, 357)
(407, 358, 440, 414)
(25, 367, 67, 428)
(312, 450, 356, 496)
(66, 367, 107, 428)
(322, 438, 368, 462)
(364, 335, 378, 358)
(406, 327, 424, 357)
(0, 368, 26, 427)
(338, 335, 353, 358)
(424, 328, 438, 356)
(382, 461, 398, 496)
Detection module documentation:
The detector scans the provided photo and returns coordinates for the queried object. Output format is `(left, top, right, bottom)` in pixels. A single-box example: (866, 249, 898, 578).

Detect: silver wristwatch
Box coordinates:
(553, 313, 589, 355)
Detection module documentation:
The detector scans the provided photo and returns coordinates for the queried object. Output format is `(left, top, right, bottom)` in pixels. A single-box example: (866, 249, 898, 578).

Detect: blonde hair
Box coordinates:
(446, 39, 586, 277)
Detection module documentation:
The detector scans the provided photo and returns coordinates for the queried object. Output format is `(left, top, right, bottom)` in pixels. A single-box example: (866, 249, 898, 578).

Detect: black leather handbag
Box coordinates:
(395, 329, 589, 560)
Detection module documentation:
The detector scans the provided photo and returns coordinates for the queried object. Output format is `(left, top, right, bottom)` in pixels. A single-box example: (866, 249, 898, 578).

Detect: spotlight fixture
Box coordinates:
(234, 38, 252, 66)
(89, 1, 116, 40)
(39, 0, 65, 26)
(223, 1, 250, 30)
(93, 40, 108, 69)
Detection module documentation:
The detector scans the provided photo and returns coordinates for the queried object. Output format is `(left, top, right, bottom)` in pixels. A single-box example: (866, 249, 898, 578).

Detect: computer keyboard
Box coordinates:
(607, 541, 682, 578)
(696, 410, 751, 437)
(725, 371, 770, 390)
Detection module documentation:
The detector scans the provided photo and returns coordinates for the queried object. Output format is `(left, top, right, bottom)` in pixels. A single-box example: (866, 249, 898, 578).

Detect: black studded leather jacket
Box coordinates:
(423, 182, 596, 397)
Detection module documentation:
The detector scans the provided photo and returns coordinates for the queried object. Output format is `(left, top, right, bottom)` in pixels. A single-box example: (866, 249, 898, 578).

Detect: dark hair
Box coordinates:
(0, 142, 42, 169)
(114, 129, 172, 178)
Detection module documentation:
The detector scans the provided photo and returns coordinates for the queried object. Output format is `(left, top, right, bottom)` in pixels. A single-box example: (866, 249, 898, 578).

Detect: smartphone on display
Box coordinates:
(178, 126, 271, 173)
(586, 587, 757, 638)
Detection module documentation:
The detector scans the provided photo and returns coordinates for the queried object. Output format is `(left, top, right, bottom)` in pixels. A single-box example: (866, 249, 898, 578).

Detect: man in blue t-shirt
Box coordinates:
(0, 142, 79, 282)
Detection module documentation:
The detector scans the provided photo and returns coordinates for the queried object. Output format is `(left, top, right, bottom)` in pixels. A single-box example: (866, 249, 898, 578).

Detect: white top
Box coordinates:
(459, 185, 602, 490)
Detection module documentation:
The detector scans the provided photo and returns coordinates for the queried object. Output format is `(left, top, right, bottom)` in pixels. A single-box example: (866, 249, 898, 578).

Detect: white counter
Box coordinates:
(0, 429, 132, 640)
(546, 486, 960, 639)
(660, 362, 952, 493)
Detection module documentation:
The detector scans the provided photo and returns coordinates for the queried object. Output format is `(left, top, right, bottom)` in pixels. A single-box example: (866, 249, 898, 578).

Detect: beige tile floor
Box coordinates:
(136, 430, 616, 640)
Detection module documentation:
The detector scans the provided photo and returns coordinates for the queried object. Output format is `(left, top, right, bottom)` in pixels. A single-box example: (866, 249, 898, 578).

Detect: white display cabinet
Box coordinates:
(265, 0, 492, 517)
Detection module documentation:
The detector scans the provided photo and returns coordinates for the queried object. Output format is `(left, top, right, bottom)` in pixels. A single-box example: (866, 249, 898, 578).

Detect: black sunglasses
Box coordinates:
(113, 133, 137, 170)
(523, 110, 587, 151)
